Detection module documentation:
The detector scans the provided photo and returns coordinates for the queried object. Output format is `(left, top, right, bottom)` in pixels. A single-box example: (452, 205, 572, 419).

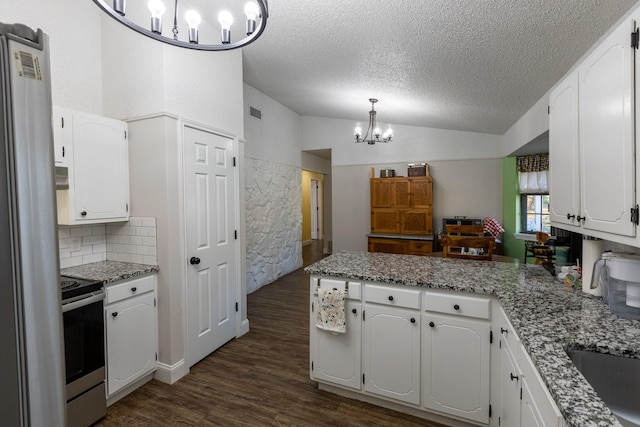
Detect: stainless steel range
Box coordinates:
(61, 276, 106, 427)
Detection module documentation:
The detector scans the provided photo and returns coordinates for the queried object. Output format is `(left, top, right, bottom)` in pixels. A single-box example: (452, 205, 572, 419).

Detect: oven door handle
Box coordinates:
(62, 292, 104, 313)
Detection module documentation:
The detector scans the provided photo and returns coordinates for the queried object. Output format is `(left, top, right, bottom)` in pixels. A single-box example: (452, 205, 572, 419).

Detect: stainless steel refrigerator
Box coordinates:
(0, 23, 66, 426)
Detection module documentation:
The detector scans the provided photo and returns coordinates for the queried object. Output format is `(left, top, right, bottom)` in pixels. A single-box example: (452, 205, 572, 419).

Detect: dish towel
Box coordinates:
(315, 288, 346, 334)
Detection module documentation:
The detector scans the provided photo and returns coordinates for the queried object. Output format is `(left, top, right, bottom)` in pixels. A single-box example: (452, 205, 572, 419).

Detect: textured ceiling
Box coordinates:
(242, 0, 639, 135)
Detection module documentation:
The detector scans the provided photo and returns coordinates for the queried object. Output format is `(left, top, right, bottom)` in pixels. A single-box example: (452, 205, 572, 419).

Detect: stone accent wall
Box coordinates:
(245, 157, 303, 293)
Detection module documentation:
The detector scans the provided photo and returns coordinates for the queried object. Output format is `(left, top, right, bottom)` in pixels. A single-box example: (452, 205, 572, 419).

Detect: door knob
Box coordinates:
(190, 257, 201, 265)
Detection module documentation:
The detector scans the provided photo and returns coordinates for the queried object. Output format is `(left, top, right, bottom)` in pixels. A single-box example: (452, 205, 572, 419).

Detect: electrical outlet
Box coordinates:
(71, 237, 82, 250)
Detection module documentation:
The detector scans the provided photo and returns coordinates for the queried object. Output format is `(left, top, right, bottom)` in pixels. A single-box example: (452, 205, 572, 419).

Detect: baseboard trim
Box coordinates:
(154, 359, 188, 385)
(317, 383, 476, 427)
(238, 318, 250, 337)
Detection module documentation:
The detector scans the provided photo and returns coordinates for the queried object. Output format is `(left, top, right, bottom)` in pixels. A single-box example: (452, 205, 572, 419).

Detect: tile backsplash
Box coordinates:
(105, 217, 157, 265)
(59, 216, 158, 269)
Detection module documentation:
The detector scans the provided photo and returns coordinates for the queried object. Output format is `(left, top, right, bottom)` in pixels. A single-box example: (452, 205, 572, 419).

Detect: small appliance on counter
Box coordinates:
(590, 252, 640, 320)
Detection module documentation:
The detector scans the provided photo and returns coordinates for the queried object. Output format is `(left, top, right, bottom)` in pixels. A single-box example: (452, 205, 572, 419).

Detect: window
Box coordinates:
(521, 194, 550, 233)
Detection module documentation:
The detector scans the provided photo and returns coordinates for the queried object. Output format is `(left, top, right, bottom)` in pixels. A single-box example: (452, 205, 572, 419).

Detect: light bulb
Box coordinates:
(374, 127, 381, 137)
(185, 10, 201, 28)
(354, 126, 362, 137)
(148, 0, 165, 18)
(385, 128, 393, 138)
(244, 2, 259, 35)
(244, 2, 259, 20)
(218, 10, 233, 44)
(185, 9, 201, 43)
(148, 0, 165, 34)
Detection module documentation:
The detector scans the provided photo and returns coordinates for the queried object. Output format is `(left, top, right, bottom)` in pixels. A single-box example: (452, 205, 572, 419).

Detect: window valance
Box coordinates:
(517, 153, 549, 173)
(517, 154, 548, 194)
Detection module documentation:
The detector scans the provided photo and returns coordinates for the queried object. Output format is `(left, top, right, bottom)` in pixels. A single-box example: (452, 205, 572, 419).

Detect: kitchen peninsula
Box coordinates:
(305, 251, 639, 427)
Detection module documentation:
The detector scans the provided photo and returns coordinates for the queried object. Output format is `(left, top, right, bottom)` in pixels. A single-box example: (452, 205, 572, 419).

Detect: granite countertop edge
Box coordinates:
(60, 260, 159, 284)
(305, 251, 634, 427)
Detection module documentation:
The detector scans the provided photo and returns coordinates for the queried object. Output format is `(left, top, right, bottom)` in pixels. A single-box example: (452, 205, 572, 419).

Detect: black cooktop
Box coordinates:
(60, 276, 103, 300)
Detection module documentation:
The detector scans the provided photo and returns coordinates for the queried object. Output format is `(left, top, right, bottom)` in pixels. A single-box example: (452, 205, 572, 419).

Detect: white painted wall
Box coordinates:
(332, 159, 503, 252)
(500, 94, 550, 157)
(3, 0, 104, 113)
(101, 18, 244, 136)
(302, 116, 503, 167)
(244, 84, 302, 166)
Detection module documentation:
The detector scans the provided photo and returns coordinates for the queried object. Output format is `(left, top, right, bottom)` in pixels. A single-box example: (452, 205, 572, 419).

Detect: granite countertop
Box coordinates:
(61, 260, 159, 284)
(305, 251, 640, 427)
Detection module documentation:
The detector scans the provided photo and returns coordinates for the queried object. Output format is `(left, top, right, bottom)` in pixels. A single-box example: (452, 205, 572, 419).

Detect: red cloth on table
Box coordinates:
(483, 217, 505, 238)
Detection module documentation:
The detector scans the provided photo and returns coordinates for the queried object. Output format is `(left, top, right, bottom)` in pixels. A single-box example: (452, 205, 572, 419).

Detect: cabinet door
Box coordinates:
(311, 300, 362, 390)
(579, 19, 635, 237)
(371, 179, 393, 207)
(73, 112, 129, 221)
(549, 70, 580, 228)
(105, 292, 157, 396)
(499, 342, 522, 427)
(392, 179, 411, 207)
(371, 208, 401, 233)
(521, 378, 544, 427)
(52, 106, 71, 166)
(401, 209, 433, 235)
(363, 304, 420, 405)
(423, 314, 490, 424)
(410, 178, 432, 208)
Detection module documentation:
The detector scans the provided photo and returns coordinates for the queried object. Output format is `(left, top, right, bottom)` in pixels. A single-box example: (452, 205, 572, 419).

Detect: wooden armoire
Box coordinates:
(367, 176, 434, 255)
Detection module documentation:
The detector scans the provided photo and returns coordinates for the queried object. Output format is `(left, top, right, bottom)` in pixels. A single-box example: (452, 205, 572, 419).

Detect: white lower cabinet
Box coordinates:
(105, 274, 157, 398)
(310, 277, 362, 390)
(308, 277, 566, 426)
(495, 306, 565, 427)
(499, 340, 522, 427)
(423, 313, 491, 424)
(363, 303, 421, 405)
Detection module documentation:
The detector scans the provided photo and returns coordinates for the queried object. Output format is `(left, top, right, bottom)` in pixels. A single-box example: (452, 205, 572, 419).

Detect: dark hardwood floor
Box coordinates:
(97, 240, 443, 426)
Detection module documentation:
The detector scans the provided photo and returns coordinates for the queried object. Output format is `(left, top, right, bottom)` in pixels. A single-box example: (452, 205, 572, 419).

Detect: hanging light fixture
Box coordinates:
(92, 0, 269, 51)
(354, 98, 393, 144)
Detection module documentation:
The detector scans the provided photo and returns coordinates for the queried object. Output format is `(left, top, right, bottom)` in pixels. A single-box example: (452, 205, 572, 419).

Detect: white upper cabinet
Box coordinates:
(549, 70, 580, 228)
(549, 15, 637, 239)
(52, 107, 71, 166)
(55, 107, 129, 224)
(579, 17, 635, 237)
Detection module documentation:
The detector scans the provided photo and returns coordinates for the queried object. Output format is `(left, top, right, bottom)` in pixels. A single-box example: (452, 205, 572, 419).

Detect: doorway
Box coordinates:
(301, 170, 325, 245)
(310, 178, 323, 240)
(183, 125, 238, 367)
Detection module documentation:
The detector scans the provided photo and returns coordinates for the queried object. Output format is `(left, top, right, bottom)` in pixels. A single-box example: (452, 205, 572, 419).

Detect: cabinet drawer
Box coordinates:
(424, 291, 490, 319)
(408, 240, 432, 254)
(365, 284, 421, 310)
(313, 277, 361, 300)
(105, 274, 155, 305)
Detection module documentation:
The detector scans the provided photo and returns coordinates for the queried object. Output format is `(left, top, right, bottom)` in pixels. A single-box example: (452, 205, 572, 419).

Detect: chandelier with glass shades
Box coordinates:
(354, 98, 393, 144)
(92, 0, 269, 51)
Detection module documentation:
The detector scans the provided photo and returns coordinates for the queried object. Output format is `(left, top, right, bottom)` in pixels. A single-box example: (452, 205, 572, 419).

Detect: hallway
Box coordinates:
(97, 241, 443, 426)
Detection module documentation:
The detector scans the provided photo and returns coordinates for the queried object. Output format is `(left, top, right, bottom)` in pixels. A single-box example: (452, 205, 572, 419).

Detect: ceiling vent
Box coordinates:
(249, 106, 262, 120)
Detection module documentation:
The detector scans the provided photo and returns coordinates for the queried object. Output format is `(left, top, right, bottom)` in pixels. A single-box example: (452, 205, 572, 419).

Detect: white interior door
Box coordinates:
(310, 179, 323, 240)
(184, 125, 237, 367)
